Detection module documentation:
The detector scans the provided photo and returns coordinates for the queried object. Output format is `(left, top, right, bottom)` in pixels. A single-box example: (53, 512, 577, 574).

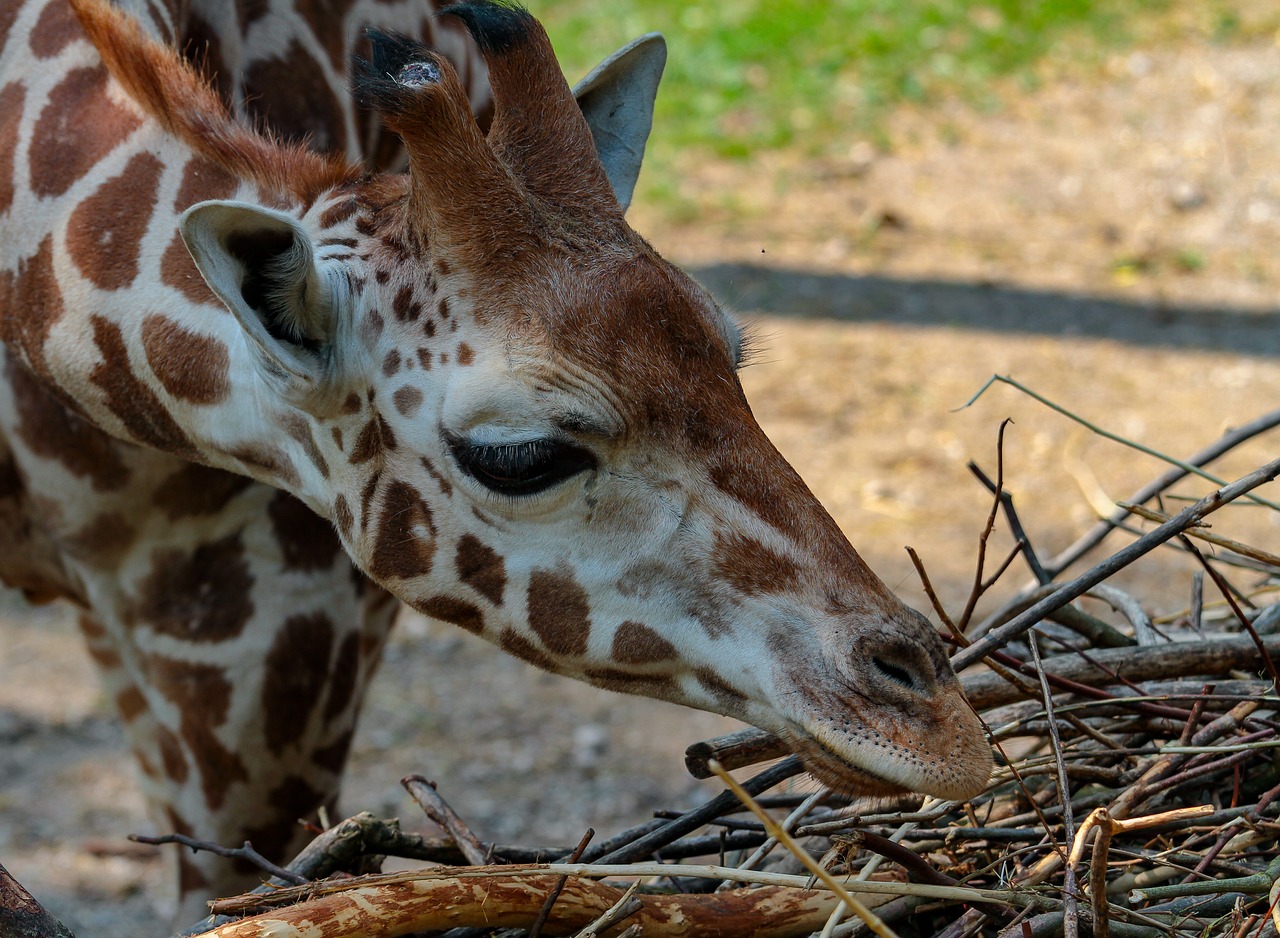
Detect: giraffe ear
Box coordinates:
(180, 200, 334, 387)
(573, 33, 666, 213)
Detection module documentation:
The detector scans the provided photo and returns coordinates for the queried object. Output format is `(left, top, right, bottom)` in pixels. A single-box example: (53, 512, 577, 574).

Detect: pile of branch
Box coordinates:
(8, 398, 1280, 938)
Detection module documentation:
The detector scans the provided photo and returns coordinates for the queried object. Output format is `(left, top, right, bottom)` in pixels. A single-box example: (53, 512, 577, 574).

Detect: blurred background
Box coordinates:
(4, 2, 1280, 933)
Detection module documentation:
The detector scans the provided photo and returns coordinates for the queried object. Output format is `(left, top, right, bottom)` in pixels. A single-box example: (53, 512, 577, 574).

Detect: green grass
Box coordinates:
(532, 0, 1167, 161)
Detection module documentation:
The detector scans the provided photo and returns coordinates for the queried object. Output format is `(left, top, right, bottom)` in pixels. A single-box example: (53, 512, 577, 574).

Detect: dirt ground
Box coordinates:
(4, 20, 1280, 938)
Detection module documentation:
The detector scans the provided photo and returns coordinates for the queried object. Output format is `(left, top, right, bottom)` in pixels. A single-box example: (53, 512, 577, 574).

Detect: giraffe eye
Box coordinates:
(447, 435, 597, 496)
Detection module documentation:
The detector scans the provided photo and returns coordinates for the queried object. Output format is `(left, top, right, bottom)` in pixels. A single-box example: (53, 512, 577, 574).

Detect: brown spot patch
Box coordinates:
(500, 627, 556, 672)
(585, 668, 679, 697)
(712, 532, 801, 597)
(368, 481, 435, 581)
(241, 775, 330, 869)
(421, 457, 452, 497)
(0, 237, 64, 384)
(65, 512, 136, 566)
(31, 66, 141, 197)
(261, 613, 336, 754)
(312, 729, 354, 773)
(392, 385, 423, 417)
(155, 724, 188, 782)
(7, 353, 130, 491)
(358, 469, 381, 531)
(349, 414, 396, 464)
(281, 412, 330, 480)
(322, 632, 361, 721)
(244, 40, 346, 154)
(320, 197, 358, 228)
(382, 348, 401, 376)
(415, 595, 485, 634)
(30, 0, 81, 57)
(268, 491, 342, 571)
(146, 655, 248, 809)
(527, 568, 591, 658)
(696, 667, 748, 709)
(0, 82, 24, 216)
(90, 316, 197, 458)
(0, 4, 20, 58)
(133, 533, 254, 642)
(416, 347, 432, 369)
(333, 494, 353, 540)
(393, 285, 421, 322)
(155, 464, 252, 519)
(68, 152, 163, 290)
(612, 622, 679, 664)
(140, 314, 231, 404)
(116, 685, 146, 722)
(161, 231, 219, 304)
(455, 534, 505, 606)
(175, 155, 238, 210)
(229, 443, 300, 489)
(456, 342, 474, 365)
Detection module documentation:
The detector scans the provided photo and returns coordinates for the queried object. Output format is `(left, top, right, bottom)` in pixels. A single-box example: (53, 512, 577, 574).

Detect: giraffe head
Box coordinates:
(84, 0, 992, 799)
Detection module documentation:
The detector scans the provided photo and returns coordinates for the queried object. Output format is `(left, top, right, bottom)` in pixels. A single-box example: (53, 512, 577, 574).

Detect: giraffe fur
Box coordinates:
(0, 0, 993, 919)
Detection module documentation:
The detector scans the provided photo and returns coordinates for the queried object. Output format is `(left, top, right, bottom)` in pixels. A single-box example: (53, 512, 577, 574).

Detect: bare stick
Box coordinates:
(964, 377, 1280, 512)
(951, 457, 1280, 672)
(572, 881, 642, 938)
(1179, 538, 1280, 684)
(1120, 502, 1280, 569)
(1041, 407, 1280, 577)
(1029, 632, 1078, 938)
(0, 862, 76, 938)
(957, 420, 1013, 634)
(707, 759, 901, 938)
(594, 756, 804, 863)
(906, 546, 960, 639)
(970, 460, 1051, 586)
(685, 727, 791, 779)
(131, 833, 307, 885)
(401, 775, 489, 866)
(528, 828, 593, 938)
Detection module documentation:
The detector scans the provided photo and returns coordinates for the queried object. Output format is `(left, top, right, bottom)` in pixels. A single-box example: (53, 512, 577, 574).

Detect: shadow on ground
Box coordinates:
(693, 263, 1280, 357)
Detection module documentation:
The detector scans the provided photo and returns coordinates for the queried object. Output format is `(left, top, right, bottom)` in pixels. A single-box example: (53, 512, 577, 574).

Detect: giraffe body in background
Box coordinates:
(0, 0, 992, 917)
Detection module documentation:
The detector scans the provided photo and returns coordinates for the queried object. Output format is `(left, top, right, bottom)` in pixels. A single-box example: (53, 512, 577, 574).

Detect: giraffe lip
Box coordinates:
(783, 726, 912, 797)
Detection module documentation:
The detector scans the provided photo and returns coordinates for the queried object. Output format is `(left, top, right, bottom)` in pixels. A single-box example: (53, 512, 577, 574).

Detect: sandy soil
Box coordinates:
(3, 22, 1279, 937)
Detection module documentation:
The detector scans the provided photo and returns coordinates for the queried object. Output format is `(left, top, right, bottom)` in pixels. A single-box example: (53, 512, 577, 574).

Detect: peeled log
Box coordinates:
(195, 877, 863, 937)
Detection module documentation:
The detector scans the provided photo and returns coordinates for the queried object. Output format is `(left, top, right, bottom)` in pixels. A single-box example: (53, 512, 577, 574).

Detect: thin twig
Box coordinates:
(1042, 407, 1280, 577)
(958, 419, 1014, 633)
(970, 460, 1051, 585)
(1178, 537, 1280, 685)
(963, 377, 1280, 512)
(528, 828, 594, 938)
(1028, 631, 1079, 938)
(131, 833, 307, 885)
(401, 775, 490, 866)
(708, 759, 901, 938)
(952, 457, 1280, 672)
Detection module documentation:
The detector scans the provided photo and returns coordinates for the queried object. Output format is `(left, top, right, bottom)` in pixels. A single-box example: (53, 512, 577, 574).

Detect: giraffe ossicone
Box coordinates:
(0, 0, 991, 915)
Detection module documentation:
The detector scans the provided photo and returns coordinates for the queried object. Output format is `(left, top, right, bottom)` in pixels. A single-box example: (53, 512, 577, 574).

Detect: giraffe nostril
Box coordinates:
(872, 655, 919, 692)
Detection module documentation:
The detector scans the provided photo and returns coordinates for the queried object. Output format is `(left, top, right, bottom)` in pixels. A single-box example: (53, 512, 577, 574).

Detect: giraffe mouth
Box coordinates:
(782, 727, 914, 798)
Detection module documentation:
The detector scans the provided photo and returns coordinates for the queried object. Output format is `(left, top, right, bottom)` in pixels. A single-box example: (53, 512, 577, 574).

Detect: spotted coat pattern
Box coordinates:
(0, 0, 992, 921)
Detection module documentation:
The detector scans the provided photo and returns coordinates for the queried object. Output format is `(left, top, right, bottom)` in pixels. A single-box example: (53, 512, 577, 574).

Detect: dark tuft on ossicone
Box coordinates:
(441, 1, 536, 55)
(353, 30, 444, 113)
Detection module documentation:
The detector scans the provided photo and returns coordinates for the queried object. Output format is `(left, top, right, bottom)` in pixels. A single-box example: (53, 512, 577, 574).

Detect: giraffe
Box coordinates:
(0, 0, 993, 918)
